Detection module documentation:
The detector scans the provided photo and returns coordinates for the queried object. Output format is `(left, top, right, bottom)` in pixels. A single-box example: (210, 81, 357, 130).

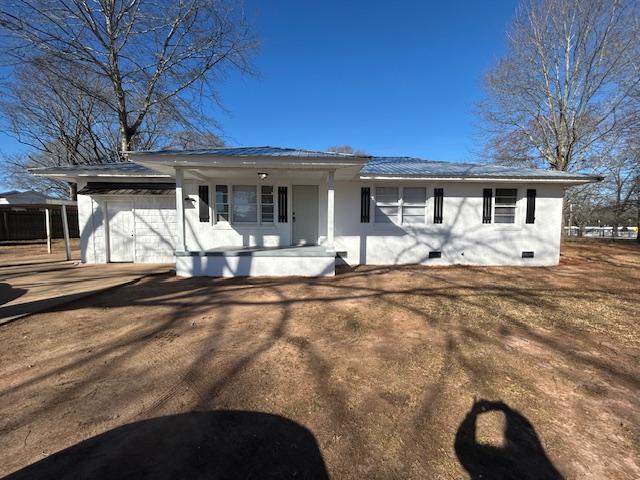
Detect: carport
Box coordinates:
(0, 190, 76, 260)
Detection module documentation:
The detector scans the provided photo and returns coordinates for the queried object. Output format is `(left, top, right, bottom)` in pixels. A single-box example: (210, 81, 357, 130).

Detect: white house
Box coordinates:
(32, 146, 600, 277)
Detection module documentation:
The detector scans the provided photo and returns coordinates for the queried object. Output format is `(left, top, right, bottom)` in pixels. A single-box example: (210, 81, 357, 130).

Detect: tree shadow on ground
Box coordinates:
(455, 399, 562, 480)
(6, 410, 329, 480)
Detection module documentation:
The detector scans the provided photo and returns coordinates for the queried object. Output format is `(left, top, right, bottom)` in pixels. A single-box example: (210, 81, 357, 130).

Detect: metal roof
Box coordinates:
(360, 157, 601, 181)
(30, 150, 602, 182)
(127, 146, 364, 158)
(29, 162, 165, 176)
(0, 190, 76, 206)
(77, 182, 175, 195)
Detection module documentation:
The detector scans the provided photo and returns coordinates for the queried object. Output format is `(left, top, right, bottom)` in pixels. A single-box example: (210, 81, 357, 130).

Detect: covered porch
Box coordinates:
(128, 148, 368, 276)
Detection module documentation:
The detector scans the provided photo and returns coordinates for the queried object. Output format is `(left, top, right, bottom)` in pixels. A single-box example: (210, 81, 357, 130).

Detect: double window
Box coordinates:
(371, 186, 434, 225)
(205, 184, 276, 224)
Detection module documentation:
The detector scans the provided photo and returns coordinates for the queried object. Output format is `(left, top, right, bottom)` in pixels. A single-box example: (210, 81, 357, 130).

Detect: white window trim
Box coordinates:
(373, 186, 401, 225)
(492, 187, 519, 225)
(373, 185, 429, 226)
(211, 183, 279, 228)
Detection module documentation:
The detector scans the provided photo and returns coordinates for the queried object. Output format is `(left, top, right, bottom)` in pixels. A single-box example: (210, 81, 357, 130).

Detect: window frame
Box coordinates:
(373, 186, 401, 225)
(212, 183, 280, 226)
(492, 187, 518, 225)
(260, 185, 275, 224)
(373, 186, 430, 226)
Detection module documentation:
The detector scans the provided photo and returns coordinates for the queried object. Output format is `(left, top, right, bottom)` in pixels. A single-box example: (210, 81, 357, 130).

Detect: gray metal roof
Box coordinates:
(30, 151, 602, 182)
(77, 182, 175, 195)
(30, 162, 163, 176)
(361, 157, 601, 181)
(128, 146, 362, 158)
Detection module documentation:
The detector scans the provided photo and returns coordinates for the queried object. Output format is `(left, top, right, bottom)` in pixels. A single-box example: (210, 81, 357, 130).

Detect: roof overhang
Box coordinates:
(128, 153, 369, 175)
(358, 175, 602, 185)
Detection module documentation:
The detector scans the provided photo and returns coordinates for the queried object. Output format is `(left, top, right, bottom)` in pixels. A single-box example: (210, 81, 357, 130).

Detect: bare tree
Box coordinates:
(479, 0, 640, 172)
(327, 145, 368, 156)
(0, 0, 255, 155)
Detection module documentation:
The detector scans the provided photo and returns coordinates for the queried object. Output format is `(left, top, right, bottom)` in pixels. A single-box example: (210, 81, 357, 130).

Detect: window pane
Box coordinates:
(261, 204, 274, 223)
(375, 187, 399, 204)
(403, 214, 425, 224)
(215, 185, 228, 204)
(375, 205, 398, 223)
(233, 185, 257, 222)
(495, 215, 515, 224)
(403, 187, 426, 204)
(494, 188, 516, 223)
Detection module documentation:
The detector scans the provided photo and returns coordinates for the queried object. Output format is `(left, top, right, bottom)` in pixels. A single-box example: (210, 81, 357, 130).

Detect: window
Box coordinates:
(374, 187, 399, 223)
(402, 187, 426, 224)
(261, 185, 274, 223)
(494, 188, 517, 223)
(215, 185, 229, 222)
(232, 185, 258, 223)
(198, 185, 209, 223)
(526, 189, 536, 224)
(433, 188, 443, 224)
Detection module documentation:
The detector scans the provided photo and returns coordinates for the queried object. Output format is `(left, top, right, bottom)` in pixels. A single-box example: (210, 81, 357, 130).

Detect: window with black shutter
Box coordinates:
(198, 185, 209, 223)
(433, 188, 443, 224)
(482, 188, 492, 224)
(360, 187, 370, 223)
(278, 186, 288, 222)
(526, 189, 536, 224)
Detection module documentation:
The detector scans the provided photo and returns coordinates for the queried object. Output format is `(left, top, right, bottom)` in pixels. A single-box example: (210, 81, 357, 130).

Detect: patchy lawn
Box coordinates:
(0, 239, 80, 266)
(0, 242, 638, 479)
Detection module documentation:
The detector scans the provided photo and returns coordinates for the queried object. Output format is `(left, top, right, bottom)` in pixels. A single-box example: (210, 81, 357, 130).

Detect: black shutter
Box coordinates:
(526, 189, 536, 224)
(433, 188, 443, 224)
(360, 187, 370, 223)
(482, 188, 492, 224)
(278, 186, 288, 222)
(198, 185, 209, 222)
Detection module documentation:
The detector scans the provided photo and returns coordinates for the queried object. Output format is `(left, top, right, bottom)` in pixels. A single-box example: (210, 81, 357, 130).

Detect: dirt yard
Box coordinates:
(0, 239, 80, 266)
(0, 242, 638, 479)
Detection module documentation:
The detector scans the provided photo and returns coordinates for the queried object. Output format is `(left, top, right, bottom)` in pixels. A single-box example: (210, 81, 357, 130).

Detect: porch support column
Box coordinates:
(44, 207, 52, 254)
(61, 204, 71, 261)
(175, 167, 187, 253)
(327, 170, 335, 251)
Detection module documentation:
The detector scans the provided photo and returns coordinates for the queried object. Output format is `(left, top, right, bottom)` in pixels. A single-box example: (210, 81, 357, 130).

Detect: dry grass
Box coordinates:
(0, 241, 638, 479)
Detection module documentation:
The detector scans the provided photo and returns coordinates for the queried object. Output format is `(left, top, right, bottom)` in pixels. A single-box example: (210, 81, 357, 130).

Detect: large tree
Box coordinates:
(479, 0, 640, 172)
(0, 0, 254, 155)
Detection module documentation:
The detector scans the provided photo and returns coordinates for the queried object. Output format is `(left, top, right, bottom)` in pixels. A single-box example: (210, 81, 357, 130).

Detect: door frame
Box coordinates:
(106, 199, 135, 262)
(291, 184, 319, 246)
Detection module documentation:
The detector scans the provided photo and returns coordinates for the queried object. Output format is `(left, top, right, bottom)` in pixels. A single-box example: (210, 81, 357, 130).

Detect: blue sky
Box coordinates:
(0, 0, 518, 164)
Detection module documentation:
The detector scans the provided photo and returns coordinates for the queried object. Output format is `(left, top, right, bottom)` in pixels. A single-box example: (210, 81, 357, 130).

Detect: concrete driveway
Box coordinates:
(0, 260, 173, 324)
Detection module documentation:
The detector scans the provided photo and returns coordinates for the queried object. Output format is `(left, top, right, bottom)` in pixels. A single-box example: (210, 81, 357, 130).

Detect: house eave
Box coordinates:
(358, 175, 601, 184)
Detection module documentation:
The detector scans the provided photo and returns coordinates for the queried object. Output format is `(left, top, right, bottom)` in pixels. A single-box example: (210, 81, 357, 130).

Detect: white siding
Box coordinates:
(134, 197, 176, 263)
(77, 174, 567, 268)
(331, 181, 564, 267)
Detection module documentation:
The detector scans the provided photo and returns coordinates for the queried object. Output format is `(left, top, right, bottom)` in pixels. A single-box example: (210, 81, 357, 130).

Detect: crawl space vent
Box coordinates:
(522, 251, 535, 258)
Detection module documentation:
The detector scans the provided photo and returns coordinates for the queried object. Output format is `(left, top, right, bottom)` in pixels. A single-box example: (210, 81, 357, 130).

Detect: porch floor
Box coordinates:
(176, 245, 335, 257)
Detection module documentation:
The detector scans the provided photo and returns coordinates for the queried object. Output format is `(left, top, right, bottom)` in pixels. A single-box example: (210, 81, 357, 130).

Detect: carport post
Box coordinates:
(175, 167, 186, 252)
(45, 208, 52, 253)
(61, 204, 71, 261)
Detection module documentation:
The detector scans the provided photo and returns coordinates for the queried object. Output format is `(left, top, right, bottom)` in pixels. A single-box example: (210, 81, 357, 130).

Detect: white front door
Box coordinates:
(108, 201, 134, 262)
(292, 185, 319, 245)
